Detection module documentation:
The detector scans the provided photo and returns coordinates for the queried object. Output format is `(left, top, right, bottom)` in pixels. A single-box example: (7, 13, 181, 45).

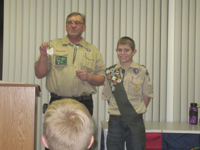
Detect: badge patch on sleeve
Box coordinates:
(55, 56, 67, 65)
(146, 69, 149, 76)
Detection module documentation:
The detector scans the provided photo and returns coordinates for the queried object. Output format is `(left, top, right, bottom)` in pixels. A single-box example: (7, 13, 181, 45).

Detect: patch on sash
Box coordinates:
(106, 70, 110, 74)
(117, 79, 121, 83)
(106, 67, 121, 91)
(55, 56, 67, 65)
(112, 76, 116, 80)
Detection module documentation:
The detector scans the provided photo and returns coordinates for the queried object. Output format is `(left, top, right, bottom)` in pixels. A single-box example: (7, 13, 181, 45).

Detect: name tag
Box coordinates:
(55, 56, 67, 65)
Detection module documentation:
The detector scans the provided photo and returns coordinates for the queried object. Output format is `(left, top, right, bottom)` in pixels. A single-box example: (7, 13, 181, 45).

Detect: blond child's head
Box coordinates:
(42, 99, 94, 150)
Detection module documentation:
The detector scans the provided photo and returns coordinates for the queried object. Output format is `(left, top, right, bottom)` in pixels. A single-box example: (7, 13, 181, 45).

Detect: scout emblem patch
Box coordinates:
(133, 68, 140, 74)
(106, 68, 121, 92)
(87, 48, 91, 52)
(55, 56, 67, 65)
(47, 46, 54, 55)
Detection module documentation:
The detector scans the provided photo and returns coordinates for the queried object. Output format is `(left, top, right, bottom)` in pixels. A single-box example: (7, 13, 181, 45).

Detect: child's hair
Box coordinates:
(117, 36, 136, 51)
(43, 99, 93, 150)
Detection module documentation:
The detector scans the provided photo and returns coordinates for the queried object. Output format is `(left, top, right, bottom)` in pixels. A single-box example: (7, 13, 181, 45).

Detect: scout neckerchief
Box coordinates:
(62, 43, 91, 64)
(106, 64, 146, 149)
(62, 43, 92, 52)
(62, 43, 79, 63)
(72, 44, 78, 63)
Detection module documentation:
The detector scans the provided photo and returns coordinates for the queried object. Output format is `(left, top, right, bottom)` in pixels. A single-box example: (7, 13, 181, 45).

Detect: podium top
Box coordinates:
(0, 82, 41, 97)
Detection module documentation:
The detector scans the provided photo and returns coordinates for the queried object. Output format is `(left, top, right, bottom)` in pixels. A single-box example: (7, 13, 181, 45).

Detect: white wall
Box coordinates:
(3, 0, 200, 150)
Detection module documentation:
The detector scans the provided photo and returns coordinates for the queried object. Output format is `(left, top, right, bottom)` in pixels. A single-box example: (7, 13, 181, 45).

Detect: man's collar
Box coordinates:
(63, 35, 87, 46)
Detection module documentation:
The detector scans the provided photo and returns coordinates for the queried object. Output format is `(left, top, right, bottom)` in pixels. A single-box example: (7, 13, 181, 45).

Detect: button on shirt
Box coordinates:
(102, 60, 154, 115)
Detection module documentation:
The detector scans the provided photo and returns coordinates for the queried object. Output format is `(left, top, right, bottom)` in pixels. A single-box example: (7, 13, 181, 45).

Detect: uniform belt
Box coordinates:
(110, 114, 143, 121)
(50, 93, 92, 101)
(109, 115, 124, 121)
(71, 95, 92, 101)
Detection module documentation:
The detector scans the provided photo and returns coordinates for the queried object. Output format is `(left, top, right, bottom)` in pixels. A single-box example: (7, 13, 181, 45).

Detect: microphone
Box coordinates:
(122, 69, 125, 81)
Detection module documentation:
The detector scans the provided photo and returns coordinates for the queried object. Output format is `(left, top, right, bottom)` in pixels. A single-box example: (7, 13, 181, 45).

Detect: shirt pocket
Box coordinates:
(52, 53, 68, 67)
(82, 54, 95, 72)
(128, 78, 143, 96)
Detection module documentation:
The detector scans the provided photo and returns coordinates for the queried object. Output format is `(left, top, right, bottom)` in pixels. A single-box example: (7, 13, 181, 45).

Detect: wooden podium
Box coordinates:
(0, 83, 41, 150)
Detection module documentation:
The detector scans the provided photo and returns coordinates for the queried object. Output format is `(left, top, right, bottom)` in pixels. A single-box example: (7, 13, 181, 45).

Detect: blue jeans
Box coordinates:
(107, 118, 143, 150)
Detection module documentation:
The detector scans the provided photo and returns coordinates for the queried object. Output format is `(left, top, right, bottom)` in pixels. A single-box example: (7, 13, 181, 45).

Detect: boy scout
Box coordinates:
(102, 36, 153, 150)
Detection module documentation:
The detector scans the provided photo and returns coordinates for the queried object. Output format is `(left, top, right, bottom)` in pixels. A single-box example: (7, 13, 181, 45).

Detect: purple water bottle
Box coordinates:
(189, 103, 198, 124)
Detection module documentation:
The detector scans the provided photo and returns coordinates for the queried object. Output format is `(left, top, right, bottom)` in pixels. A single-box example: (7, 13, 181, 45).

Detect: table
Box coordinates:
(101, 121, 200, 150)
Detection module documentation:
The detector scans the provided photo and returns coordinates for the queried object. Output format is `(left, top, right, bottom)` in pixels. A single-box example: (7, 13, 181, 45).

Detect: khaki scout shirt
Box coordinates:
(102, 60, 153, 115)
(36, 36, 106, 97)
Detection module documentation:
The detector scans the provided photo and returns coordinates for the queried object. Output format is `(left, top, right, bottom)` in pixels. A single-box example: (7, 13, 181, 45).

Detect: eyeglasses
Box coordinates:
(66, 21, 84, 25)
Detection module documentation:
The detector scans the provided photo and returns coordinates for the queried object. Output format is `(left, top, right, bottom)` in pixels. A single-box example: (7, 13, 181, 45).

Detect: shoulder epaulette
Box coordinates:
(138, 64, 149, 76)
(140, 64, 146, 68)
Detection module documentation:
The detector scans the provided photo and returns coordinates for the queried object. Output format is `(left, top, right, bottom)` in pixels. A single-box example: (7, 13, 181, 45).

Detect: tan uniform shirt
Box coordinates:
(36, 36, 106, 97)
(102, 60, 153, 115)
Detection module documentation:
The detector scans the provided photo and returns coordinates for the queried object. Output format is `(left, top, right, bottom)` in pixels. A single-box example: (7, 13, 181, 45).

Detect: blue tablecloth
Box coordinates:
(162, 133, 200, 150)
(101, 130, 200, 150)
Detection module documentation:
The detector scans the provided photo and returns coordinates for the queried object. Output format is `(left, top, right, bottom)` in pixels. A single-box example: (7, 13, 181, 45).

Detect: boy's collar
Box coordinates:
(114, 60, 139, 70)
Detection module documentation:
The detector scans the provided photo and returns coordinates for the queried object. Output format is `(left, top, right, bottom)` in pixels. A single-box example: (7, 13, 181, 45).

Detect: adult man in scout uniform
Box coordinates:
(35, 12, 106, 116)
(102, 36, 153, 150)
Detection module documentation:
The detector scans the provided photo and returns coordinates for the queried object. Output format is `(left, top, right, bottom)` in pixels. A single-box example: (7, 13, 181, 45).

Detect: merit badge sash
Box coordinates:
(106, 64, 146, 149)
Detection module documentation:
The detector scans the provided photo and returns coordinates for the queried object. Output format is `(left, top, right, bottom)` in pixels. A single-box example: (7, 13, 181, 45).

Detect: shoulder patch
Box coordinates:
(145, 69, 149, 76)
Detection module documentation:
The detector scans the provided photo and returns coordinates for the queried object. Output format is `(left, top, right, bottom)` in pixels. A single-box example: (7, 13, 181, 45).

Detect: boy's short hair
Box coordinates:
(43, 99, 93, 150)
(66, 12, 86, 24)
(117, 36, 136, 51)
